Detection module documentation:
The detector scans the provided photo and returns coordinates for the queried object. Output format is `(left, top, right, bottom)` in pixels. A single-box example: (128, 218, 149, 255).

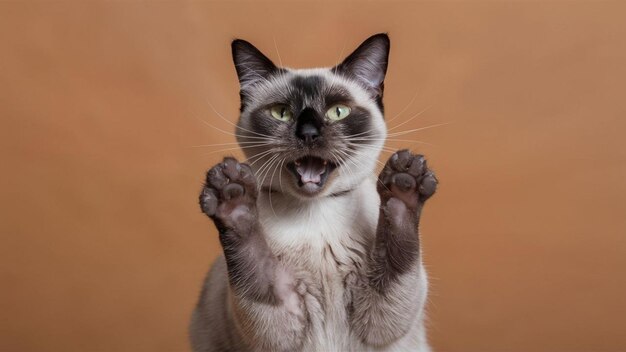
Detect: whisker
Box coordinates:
(201, 146, 246, 157)
(195, 116, 275, 141)
(258, 154, 281, 190)
(206, 100, 279, 140)
(246, 148, 285, 166)
(387, 90, 419, 124)
(198, 143, 281, 156)
(386, 139, 437, 147)
(387, 122, 452, 137)
(269, 41, 298, 107)
(267, 154, 285, 217)
(326, 38, 347, 95)
(387, 105, 433, 133)
(278, 157, 287, 193)
(346, 138, 435, 147)
(329, 150, 357, 186)
(190, 141, 278, 148)
(335, 148, 367, 182)
(346, 142, 396, 154)
(343, 127, 385, 140)
(273, 36, 284, 68)
(251, 155, 276, 189)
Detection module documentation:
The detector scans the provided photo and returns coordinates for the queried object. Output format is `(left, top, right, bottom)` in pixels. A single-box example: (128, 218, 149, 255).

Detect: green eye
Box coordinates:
(326, 104, 351, 121)
(270, 105, 292, 121)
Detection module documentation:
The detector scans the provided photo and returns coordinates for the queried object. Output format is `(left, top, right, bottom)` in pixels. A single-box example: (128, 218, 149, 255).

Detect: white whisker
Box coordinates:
(195, 115, 276, 141)
(206, 100, 280, 140)
(273, 36, 284, 68)
(267, 154, 285, 218)
(387, 90, 419, 124)
(190, 141, 278, 148)
(387, 105, 433, 133)
(387, 122, 452, 137)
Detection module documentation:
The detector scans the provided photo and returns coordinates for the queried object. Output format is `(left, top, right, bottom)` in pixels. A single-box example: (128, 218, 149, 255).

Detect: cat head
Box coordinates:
(231, 34, 390, 199)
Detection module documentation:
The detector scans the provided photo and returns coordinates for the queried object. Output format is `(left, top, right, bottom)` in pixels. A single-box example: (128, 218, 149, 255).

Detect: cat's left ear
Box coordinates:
(334, 33, 390, 98)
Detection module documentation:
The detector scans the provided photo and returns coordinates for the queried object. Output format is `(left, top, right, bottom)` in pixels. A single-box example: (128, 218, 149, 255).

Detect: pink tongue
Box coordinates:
(296, 158, 326, 184)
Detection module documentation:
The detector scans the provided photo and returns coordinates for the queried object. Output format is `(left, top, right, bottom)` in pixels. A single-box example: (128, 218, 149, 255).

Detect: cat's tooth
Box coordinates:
(323, 160, 327, 166)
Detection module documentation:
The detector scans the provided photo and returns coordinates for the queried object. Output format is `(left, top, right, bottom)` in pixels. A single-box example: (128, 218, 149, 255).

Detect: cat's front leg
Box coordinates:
(200, 157, 307, 351)
(351, 150, 437, 347)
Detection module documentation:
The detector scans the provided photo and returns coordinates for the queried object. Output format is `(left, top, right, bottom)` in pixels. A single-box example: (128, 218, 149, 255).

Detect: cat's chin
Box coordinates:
(286, 156, 337, 197)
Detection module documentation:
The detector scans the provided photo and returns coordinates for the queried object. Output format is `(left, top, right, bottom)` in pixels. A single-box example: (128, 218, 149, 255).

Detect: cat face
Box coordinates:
(232, 34, 390, 198)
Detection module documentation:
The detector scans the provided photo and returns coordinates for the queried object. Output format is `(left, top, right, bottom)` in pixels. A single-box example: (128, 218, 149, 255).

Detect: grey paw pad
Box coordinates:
(199, 158, 258, 219)
(379, 150, 438, 209)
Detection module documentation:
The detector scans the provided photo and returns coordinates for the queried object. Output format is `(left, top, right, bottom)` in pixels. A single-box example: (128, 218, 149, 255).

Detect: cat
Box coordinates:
(190, 33, 437, 352)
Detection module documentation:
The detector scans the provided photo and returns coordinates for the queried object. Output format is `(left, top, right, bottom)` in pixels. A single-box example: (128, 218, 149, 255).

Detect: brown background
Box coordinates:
(2, 1, 625, 351)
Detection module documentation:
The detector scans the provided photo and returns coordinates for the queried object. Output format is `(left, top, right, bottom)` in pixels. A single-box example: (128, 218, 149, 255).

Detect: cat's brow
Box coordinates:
(324, 92, 353, 106)
(290, 75, 324, 98)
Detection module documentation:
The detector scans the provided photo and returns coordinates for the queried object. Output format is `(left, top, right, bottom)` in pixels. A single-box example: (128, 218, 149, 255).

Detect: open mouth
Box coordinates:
(287, 156, 337, 195)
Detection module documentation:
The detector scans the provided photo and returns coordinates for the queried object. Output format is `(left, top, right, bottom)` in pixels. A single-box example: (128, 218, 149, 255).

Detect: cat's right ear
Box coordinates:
(334, 33, 390, 99)
(231, 39, 278, 91)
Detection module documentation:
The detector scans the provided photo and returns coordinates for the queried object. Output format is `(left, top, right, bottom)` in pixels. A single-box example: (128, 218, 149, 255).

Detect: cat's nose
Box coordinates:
(295, 108, 322, 144)
(297, 122, 320, 143)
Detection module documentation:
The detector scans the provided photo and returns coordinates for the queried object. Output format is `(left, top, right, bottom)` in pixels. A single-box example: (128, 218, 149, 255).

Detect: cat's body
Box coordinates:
(191, 178, 430, 351)
(190, 34, 436, 352)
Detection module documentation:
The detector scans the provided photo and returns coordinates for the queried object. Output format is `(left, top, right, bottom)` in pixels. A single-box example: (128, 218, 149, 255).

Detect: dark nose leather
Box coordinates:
(295, 108, 322, 144)
(297, 122, 320, 143)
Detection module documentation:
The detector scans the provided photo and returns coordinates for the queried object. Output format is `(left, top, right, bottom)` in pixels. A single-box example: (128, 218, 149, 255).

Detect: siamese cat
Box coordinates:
(190, 33, 437, 352)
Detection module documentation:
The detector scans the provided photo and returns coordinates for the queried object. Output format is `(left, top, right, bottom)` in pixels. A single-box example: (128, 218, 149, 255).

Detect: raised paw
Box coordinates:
(199, 157, 258, 231)
(378, 150, 437, 211)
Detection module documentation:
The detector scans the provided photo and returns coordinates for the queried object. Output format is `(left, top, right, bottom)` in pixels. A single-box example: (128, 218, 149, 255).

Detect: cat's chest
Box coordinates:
(258, 191, 367, 296)
(274, 234, 364, 350)
(257, 192, 373, 282)
(265, 216, 366, 288)
(257, 189, 379, 349)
